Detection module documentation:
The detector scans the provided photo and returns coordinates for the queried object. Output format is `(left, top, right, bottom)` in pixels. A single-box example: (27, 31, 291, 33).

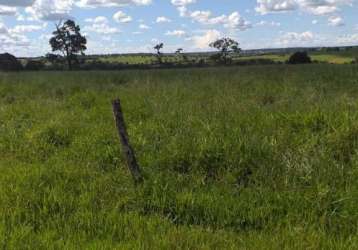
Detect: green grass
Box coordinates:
(1, 65, 358, 249)
(99, 55, 157, 64)
(95, 52, 355, 65)
(311, 54, 354, 64)
(238, 54, 289, 62)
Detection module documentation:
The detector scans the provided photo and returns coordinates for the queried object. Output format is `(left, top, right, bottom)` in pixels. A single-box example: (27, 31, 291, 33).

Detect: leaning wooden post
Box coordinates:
(112, 98, 143, 184)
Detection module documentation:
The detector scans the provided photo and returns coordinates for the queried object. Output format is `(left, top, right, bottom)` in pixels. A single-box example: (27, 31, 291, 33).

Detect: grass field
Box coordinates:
(97, 53, 355, 65)
(238, 51, 357, 64)
(1, 65, 358, 249)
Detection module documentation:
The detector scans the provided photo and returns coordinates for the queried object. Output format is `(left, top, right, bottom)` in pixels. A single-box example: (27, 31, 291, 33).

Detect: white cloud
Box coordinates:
(84, 16, 120, 34)
(306, 5, 338, 15)
(190, 29, 221, 49)
(85, 16, 107, 23)
(10, 24, 43, 33)
(256, 0, 297, 14)
(166, 29, 186, 37)
(25, 0, 74, 21)
(76, 0, 152, 8)
(171, 0, 195, 6)
(113, 10, 132, 23)
(0, 22, 31, 54)
(0, 5, 17, 15)
(171, 0, 195, 17)
(328, 15, 344, 26)
(139, 24, 150, 29)
(0, 22, 8, 34)
(185, 10, 252, 30)
(277, 31, 315, 46)
(255, 20, 281, 27)
(177, 6, 188, 16)
(156, 16, 171, 23)
(256, 0, 353, 16)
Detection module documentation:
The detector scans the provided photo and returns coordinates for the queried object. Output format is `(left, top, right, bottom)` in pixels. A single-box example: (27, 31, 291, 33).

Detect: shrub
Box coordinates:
(209, 53, 222, 64)
(287, 51, 312, 64)
(0, 53, 23, 71)
(25, 60, 45, 71)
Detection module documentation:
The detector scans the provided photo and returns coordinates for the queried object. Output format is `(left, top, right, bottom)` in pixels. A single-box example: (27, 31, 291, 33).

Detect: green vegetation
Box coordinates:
(238, 51, 356, 64)
(94, 48, 358, 66)
(310, 54, 354, 64)
(1, 64, 358, 249)
(15, 46, 358, 70)
(97, 54, 196, 65)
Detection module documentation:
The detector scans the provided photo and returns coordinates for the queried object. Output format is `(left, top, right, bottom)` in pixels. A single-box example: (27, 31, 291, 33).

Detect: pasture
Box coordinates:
(1, 64, 358, 249)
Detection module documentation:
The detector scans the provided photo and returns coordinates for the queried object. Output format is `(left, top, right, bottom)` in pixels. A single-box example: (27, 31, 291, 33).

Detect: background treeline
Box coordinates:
(0, 18, 357, 71)
(1, 48, 358, 72)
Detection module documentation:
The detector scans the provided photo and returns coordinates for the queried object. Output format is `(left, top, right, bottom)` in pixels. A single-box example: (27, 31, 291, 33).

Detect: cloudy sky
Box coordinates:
(0, 0, 357, 56)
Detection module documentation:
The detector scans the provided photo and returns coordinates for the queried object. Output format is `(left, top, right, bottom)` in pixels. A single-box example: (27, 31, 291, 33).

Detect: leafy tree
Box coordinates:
(209, 38, 241, 64)
(49, 20, 87, 70)
(154, 43, 164, 64)
(287, 52, 312, 64)
(175, 48, 183, 55)
(175, 48, 184, 63)
(0, 53, 23, 71)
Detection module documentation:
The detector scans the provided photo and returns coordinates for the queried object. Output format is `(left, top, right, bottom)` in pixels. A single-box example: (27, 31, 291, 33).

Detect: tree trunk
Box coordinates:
(67, 56, 72, 71)
(65, 48, 72, 71)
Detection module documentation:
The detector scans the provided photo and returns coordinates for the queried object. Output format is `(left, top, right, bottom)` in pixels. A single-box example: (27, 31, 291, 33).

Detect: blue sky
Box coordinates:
(0, 0, 357, 56)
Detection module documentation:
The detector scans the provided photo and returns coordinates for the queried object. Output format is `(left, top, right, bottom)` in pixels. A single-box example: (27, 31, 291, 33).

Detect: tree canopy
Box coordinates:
(209, 38, 241, 64)
(154, 43, 164, 64)
(287, 52, 312, 64)
(49, 20, 87, 70)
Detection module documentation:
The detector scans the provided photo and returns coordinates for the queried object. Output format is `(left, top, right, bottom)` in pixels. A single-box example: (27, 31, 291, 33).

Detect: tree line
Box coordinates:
(1, 19, 327, 71)
(46, 20, 249, 70)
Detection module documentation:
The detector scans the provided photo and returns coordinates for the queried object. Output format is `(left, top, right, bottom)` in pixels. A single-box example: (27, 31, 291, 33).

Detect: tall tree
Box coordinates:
(154, 43, 164, 64)
(49, 20, 87, 70)
(209, 38, 241, 64)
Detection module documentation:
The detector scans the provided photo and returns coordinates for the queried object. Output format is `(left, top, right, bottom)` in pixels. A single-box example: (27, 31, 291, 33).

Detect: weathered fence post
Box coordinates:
(112, 98, 143, 184)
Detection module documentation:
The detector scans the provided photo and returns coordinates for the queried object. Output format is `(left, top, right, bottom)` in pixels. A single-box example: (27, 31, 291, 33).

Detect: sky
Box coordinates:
(0, 0, 357, 57)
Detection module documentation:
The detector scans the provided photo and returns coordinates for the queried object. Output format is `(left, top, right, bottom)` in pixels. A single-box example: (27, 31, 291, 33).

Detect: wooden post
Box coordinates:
(112, 98, 143, 184)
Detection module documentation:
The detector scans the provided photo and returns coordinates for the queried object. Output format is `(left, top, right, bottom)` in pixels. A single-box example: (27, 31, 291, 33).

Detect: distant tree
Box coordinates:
(209, 37, 241, 64)
(287, 52, 312, 64)
(209, 53, 222, 64)
(175, 48, 184, 63)
(49, 20, 87, 70)
(154, 43, 164, 64)
(46, 53, 63, 65)
(25, 60, 45, 71)
(0, 53, 23, 71)
(175, 48, 183, 55)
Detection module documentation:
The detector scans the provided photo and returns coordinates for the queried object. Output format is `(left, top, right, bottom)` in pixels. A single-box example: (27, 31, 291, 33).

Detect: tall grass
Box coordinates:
(1, 64, 358, 249)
